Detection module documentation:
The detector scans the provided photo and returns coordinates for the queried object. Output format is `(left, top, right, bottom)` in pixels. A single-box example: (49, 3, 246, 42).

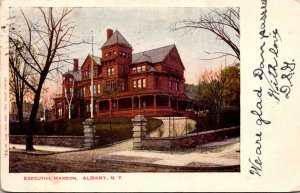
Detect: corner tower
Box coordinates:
(101, 29, 133, 92)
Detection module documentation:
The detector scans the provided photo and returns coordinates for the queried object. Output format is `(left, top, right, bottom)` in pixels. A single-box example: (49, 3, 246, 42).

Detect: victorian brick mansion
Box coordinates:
(52, 29, 190, 119)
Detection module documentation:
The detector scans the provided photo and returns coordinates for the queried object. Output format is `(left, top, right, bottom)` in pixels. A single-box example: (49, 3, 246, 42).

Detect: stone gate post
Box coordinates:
(83, 118, 96, 149)
(132, 115, 147, 150)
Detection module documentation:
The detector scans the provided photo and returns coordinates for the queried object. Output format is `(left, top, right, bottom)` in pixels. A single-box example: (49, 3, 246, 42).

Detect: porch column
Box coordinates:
(168, 96, 171, 108)
(138, 96, 141, 112)
(154, 95, 157, 115)
(109, 98, 112, 117)
(54, 105, 57, 119)
(78, 103, 81, 119)
(116, 99, 119, 117)
(131, 97, 134, 116)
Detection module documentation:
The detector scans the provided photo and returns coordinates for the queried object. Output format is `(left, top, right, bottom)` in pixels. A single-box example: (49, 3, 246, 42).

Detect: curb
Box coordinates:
(95, 157, 240, 172)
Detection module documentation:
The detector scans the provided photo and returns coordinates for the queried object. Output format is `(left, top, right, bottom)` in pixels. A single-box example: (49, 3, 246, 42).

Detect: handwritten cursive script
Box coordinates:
(249, 0, 296, 177)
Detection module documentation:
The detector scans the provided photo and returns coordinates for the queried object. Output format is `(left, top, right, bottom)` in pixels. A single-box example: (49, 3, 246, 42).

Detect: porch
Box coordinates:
(96, 94, 188, 117)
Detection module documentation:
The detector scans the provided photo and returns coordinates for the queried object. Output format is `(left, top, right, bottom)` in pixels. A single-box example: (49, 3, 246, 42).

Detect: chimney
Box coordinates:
(106, 28, 113, 40)
(73, 59, 78, 72)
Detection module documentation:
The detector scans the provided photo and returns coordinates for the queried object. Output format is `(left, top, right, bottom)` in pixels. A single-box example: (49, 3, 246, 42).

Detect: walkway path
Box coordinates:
(95, 137, 240, 167)
(10, 144, 79, 152)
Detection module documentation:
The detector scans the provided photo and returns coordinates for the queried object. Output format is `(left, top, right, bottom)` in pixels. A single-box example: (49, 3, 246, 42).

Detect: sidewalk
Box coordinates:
(95, 137, 240, 168)
(10, 144, 80, 153)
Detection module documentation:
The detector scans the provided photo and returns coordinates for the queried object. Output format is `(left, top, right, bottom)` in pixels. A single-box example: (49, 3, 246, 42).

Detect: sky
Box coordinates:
(12, 7, 239, 85)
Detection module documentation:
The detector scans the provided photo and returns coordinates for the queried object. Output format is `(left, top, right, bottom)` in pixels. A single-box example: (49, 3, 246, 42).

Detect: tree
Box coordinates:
(40, 84, 55, 121)
(62, 76, 75, 119)
(197, 63, 240, 126)
(9, 8, 80, 150)
(9, 39, 31, 127)
(171, 8, 240, 60)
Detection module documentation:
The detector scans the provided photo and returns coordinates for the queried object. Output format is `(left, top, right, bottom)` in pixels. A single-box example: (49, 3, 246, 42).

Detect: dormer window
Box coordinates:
(137, 66, 141, 72)
(141, 65, 146, 71)
(132, 67, 136, 73)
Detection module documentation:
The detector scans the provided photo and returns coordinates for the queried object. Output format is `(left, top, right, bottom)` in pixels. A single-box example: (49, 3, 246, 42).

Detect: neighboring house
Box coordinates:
(9, 101, 49, 122)
(52, 29, 190, 119)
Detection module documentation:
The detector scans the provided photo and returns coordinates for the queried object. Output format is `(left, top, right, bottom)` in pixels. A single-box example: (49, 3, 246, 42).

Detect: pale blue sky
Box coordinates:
(12, 7, 239, 84)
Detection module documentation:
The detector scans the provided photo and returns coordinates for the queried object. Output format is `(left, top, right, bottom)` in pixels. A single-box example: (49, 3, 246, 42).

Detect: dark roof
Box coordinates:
(64, 70, 81, 81)
(132, 44, 175, 64)
(102, 30, 132, 49)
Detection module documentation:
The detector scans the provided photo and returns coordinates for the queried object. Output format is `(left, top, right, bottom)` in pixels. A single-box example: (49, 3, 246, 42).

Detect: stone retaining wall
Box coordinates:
(141, 126, 240, 151)
(9, 135, 99, 148)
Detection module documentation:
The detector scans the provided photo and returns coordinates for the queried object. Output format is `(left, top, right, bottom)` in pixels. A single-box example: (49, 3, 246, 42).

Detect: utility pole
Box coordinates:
(91, 30, 94, 119)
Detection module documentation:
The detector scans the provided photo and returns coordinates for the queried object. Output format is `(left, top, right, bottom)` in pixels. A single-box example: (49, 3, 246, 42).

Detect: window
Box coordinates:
(111, 67, 114, 75)
(113, 51, 116, 55)
(105, 80, 116, 91)
(106, 81, 111, 91)
(132, 67, 136, 73)
(111, 80, 115, 90)
(58, 109, 62, 116)
(121, 81, 125, 91)
(86, 104, 90, 112)
(142, 78, 146, 88)
(142, 66, 146, 71)
(83, 87, 86, 95)
(107, 68, 111, 76)
(133, 78, 147, 89)
(137, 66, 141, 72)
(138, 79, 142, 88)
(93, 85, 97, 94)
(98, 84, 101, 94)
(169, 80, 172, 90)
(176, 82, 179, 91)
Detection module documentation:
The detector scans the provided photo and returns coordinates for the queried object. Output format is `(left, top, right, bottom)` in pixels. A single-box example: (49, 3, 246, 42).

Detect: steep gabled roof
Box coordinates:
(132, 44, 175, 64)
(102, 30, 132, 49)
(80, 54, 101, 70)
(89, 54, 101, 65)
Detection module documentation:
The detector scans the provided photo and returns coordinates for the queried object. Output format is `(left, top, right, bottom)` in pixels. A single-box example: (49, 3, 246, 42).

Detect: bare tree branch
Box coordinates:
(171, 8, 240, 61)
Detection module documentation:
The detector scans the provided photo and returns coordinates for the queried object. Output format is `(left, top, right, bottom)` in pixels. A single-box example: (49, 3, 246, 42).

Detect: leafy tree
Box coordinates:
(197, 63, 240, 126)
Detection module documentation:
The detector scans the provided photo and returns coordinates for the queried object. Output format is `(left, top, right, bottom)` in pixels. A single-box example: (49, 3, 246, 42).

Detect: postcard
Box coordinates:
(1, 0, 300, 192)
